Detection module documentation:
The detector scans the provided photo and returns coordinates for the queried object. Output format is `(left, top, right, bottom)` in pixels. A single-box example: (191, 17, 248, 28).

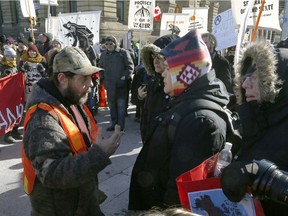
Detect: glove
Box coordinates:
(221, 161, 254, 202)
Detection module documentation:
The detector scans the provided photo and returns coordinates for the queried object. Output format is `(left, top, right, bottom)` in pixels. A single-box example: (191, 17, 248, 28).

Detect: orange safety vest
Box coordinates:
(21, 103, 98, 194)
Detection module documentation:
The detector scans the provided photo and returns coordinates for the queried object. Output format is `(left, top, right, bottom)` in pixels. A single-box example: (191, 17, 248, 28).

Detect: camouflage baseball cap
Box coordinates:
(53, 46, 102, 75)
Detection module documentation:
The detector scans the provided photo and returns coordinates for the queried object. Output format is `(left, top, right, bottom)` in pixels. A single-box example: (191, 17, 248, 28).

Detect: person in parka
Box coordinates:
(128, 29, 230, 210)
(137, 34, 179, 144)
(221, 40, 288, 216)
(22, 47, 123, 216)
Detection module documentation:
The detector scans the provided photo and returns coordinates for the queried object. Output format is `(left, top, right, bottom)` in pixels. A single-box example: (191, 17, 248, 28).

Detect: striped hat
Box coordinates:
(161, 29, 212, 96)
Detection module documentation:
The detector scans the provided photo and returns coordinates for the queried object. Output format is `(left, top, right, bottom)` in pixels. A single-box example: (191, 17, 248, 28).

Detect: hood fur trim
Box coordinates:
(141, 44, 161, 75)
(235, 40, 281, 105)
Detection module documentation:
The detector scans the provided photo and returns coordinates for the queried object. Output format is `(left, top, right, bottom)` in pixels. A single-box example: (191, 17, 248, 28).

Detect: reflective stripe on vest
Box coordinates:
(22, 103, 98, 194)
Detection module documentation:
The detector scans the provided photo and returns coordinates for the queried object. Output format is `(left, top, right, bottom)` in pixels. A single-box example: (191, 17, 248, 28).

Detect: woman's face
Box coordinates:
(162, 60, 173, 96)
(28, 50, 37, 58)
(152, 53, 166, 74)
(241, 72, 261, 102)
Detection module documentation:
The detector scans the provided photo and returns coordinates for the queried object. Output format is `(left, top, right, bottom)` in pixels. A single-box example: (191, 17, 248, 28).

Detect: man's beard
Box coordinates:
(63, 86, 90, 105)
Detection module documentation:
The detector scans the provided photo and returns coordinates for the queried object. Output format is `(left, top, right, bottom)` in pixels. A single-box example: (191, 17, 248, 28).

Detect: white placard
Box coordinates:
(20, 0, 36, 18)
(160, 13, 190, 37)
(182, 7, 209, 34)
(46, 11, 101, 47)
(128, 0, 154, 31)
(231, 0, 281, 31)
(212, 9, 237, 51)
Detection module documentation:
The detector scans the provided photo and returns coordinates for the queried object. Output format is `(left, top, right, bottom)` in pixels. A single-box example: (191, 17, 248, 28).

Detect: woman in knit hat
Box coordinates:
(19, 44, 46, 100)
(129, 29, 231, 210)
(0, 45, 23, 143)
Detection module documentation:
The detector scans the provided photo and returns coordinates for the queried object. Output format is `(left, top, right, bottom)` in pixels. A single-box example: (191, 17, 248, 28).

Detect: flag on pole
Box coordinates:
(20, 0, 36, 17)
(154, 4, 162, 21)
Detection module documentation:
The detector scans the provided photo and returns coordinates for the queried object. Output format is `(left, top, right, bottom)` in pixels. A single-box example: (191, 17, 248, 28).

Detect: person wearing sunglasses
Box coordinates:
(221, 40, 288, 216)
(99, 35, 134, 132)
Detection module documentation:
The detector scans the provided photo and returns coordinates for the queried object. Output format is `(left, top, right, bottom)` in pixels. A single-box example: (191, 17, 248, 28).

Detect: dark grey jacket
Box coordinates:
(129, 71, 230, 210)
(23, 79, 110, 216)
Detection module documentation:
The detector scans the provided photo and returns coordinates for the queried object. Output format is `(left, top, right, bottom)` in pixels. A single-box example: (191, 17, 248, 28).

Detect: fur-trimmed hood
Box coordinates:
(234, 40, 283, 105)
(140, 44, 161, 75)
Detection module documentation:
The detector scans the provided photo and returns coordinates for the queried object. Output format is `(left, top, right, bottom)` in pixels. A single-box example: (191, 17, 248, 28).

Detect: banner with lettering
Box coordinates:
(160, 13, 190, 37)
(182, 7, 209, 34)
(212, 9, 238, 51)
(128, 0, 155, 30)
(46, 11, 101, 47)
(231, 0, 281, 31)
(0, 73, 25, 138)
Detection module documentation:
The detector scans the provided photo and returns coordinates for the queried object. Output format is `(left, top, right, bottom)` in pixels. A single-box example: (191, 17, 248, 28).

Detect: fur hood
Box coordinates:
(234, 40, 283, 105)
(140, 44, 161, 75)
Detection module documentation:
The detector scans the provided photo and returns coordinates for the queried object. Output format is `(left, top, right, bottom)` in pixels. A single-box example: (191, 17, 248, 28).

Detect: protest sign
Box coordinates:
(182, 7, 209, 34)
(160, 13, 190, 37)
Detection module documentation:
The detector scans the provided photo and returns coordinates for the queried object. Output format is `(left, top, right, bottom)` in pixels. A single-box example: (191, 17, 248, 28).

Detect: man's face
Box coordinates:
(152, 53, 166, 74)
(105, 41, 116, 52)
(63, 74, 93, 105)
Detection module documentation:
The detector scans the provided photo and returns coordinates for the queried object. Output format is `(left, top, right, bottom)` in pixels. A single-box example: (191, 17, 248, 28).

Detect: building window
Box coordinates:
(0, 2, 3, 27)
(69, 1, 77, 13)
(117, 0, 124, 22)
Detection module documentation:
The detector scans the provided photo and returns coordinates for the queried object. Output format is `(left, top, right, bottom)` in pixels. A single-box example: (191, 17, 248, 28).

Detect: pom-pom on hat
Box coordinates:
(4, 46, 16, 57)
(161, 29, 212, 96)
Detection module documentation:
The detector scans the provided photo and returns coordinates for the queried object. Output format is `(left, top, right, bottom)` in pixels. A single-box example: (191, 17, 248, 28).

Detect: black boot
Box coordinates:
(11, 127, 23, 140)
(4, 132, 17, 144)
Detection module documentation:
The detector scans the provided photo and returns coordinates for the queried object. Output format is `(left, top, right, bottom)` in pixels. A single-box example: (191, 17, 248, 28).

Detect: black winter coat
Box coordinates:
(129, 71, 230, 210)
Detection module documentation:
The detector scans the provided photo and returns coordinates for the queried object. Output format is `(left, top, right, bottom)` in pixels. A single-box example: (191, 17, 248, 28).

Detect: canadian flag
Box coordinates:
(154, 4, 162, 21)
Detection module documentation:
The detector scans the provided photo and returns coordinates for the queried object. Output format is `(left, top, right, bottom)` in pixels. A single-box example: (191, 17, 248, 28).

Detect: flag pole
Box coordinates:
(138, 29, 142, 65)
(27, 0, 34, 41)
(251, 0, 266, 42)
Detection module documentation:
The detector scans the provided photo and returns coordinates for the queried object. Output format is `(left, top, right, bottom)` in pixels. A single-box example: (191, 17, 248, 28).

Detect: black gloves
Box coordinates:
(220, 161, 258, 202)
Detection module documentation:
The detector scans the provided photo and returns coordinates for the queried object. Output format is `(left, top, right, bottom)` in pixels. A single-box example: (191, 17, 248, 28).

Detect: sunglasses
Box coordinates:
(151, 53, 166, 61)
(105, 42, 114, 46)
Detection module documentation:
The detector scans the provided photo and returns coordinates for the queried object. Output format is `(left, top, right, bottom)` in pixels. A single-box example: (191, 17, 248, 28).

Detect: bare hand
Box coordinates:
(94, 125, 124, 157)
(138, 86, 147, 99)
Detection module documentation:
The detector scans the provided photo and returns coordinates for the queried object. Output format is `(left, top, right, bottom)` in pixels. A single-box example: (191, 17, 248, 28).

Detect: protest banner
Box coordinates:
(212, 9, 237, 51)
(160, 13, 190, 37)
(0, 73, 25, 138)
(231, 0, 281, 31)
(46, 11, 101, 47)
(182, 7, 209, 34)
(128, 0, 155, 31)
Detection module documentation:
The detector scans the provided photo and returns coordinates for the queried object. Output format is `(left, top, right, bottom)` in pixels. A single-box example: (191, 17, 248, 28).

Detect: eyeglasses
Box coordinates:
(241, 73, 257, 84)
(151, 53, 166, 61)
(105, 42, 114, 46)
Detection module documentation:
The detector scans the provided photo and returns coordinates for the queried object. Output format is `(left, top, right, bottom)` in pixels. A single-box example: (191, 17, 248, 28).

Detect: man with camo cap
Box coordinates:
(22, 46, 124, 216)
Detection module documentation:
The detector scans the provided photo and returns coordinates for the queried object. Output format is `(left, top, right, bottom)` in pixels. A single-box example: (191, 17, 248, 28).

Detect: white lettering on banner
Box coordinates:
(0, 103, 24, 131)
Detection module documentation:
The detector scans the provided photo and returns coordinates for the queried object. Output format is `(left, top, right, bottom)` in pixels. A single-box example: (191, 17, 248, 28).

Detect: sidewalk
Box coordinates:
(0, 105, 142, 216)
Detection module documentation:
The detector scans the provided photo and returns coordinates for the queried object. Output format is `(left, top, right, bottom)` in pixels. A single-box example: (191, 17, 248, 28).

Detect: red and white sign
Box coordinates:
(0, 73, 25, 137)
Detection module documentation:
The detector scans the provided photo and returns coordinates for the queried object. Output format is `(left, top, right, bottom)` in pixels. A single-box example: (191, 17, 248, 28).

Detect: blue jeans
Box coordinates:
(106, 87, 127, 130)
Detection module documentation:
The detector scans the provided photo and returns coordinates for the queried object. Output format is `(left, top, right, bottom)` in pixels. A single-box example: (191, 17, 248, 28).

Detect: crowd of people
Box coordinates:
(1, 29, 288, 216)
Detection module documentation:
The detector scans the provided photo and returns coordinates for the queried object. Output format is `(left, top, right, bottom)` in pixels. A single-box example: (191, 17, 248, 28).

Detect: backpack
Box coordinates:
(167, 99, 241, 154)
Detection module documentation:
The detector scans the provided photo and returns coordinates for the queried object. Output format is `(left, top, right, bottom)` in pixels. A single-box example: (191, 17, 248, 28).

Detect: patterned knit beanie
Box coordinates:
(161, 29, 212, 96)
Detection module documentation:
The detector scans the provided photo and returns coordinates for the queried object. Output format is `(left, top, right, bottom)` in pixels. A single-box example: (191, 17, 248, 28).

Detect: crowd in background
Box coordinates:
(1, 29, 288, 216)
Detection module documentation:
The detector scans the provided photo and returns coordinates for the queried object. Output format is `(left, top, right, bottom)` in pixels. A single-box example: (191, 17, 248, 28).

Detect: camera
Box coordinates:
(251, 159, 288, 205)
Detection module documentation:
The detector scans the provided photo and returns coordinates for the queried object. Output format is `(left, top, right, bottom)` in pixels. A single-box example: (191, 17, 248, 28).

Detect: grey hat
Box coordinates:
(105, 35, 117, 44)
(53, 46, 103, 75)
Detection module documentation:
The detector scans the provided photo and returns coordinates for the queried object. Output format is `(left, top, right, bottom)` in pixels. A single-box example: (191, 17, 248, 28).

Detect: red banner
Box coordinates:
(0, 73, 25, 138)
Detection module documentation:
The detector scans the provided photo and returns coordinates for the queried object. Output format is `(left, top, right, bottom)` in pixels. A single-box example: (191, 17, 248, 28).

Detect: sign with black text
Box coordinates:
(128, 0, 154, 30)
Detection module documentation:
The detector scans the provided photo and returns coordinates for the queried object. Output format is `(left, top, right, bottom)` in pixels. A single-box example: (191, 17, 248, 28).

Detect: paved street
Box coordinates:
(0, 105, 143, 216)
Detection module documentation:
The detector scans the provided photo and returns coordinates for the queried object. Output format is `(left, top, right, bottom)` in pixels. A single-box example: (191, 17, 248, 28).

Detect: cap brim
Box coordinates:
(73, 66, 103, 76)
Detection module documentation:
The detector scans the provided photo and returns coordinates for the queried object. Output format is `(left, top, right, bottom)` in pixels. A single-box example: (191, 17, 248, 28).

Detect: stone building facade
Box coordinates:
(0, 0, 229, 43)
